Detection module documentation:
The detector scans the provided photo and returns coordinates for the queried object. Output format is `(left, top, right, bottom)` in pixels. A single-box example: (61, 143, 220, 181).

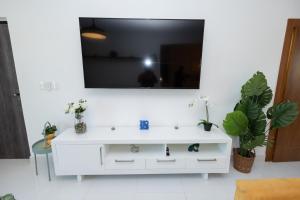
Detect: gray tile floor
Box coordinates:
(0, 156, 299, 200)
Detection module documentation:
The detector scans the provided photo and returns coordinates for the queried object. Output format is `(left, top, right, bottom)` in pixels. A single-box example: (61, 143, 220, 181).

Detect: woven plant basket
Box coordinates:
(233, 148, 255, 173)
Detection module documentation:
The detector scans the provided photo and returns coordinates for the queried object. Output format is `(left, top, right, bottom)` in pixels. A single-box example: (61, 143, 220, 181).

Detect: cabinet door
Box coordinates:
(56, 144, 103, 172)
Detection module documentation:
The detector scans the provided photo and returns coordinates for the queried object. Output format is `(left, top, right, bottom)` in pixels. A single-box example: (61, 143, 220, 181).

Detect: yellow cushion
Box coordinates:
(235, 178, 300, 200)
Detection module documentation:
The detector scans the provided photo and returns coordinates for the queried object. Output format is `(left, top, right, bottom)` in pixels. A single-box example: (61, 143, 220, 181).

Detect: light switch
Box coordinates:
(40, 81, 56, 91)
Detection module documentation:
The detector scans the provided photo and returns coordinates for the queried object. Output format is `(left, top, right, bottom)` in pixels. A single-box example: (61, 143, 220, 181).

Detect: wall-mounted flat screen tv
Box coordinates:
(79, 18, 204, 89)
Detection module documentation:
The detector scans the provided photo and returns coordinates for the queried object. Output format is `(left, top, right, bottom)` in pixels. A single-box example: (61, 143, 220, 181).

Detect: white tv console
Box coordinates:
(52, 126, 232, 181)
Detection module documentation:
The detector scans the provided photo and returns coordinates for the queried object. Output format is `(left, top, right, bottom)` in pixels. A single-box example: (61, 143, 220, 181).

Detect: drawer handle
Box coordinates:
(156, 159, 176, 162)
(115, 159, 135, 163)
(197, 158, 217, 162)
(100, 147, 103, 166)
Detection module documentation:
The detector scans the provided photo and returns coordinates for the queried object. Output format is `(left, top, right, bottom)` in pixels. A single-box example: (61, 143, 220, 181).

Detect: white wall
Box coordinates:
(0, 0, 300, 155)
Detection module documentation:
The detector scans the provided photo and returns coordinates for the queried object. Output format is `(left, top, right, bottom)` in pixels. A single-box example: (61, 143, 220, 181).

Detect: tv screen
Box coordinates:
(79, 18, 204, 89)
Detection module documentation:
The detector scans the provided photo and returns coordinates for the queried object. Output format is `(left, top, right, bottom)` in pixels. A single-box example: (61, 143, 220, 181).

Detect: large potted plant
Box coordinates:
(223, 71, 298, 173)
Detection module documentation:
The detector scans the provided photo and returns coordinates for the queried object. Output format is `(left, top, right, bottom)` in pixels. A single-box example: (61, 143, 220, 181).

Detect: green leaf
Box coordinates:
(197, 122, 205, 126)
(267, 101, 299, 129)
(235, 99, 260, 120)
(223, 111, 249, 136)
(197, 119, 207, 126)
(241, 71, 268, 98)
(256, 86, 273, 108)
(250, 111, 267, 136)
(212, 123, 219, 128)
(241, 135, 266, 150)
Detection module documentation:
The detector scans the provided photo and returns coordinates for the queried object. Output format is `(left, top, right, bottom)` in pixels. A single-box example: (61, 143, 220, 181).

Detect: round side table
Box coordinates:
(32, 139, 52, 181)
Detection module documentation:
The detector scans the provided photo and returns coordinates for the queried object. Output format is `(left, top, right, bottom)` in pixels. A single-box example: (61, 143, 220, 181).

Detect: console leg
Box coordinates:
(203, 173, 208, 180)
(34, 153, 38, 176)
(77, 175, 82, 182)
(46, 153, 51, 181)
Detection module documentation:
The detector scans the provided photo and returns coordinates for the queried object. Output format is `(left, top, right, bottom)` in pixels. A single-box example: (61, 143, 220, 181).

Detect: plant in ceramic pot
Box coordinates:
(65, 99, 87, 134)
(223, 71, 298, 173)
(42, 121, 57, 148)
(190, 96, 218, 131)
(198, 98, 218, 131)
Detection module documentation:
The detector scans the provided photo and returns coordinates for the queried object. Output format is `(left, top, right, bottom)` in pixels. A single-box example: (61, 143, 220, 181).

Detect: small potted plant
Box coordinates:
(223, 72, 298, 173)
(197, 98, 219, 131)
(190, 96, 218, 131)
(42, 122, 57, 148)
(65, 99, 87, 134)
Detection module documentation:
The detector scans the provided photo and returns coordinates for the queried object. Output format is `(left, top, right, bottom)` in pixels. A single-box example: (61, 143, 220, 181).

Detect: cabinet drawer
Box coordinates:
(187, 157, 226, 169)
(105, 158, 145, 169)
(146, 158, 186, 169)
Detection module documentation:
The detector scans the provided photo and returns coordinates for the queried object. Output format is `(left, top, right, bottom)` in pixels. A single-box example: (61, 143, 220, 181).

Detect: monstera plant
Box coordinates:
(223, 71, 298, 173)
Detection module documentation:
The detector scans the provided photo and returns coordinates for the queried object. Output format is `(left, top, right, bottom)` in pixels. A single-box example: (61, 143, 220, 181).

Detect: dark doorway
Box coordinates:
(266, 19, 300, 162)
(0, 20, 30, 158)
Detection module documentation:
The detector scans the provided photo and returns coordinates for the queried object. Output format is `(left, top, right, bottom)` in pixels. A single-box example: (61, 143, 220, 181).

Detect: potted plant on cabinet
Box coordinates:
(194, 97, 218, 131)
(43, 122, 57, 148)
(223, 71, 298, 173)
(65, 99, 87, 134)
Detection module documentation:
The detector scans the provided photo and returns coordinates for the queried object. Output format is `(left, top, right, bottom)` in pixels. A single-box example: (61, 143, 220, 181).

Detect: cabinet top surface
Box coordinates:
(53, 126, 232, 144)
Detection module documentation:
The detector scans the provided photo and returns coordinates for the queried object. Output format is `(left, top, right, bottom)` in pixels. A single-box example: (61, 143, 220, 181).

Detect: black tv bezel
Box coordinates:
(79, 17, 205, 89)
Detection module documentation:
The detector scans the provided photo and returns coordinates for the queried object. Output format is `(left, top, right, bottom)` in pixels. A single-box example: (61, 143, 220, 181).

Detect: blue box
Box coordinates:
(140, 120, 149, 130)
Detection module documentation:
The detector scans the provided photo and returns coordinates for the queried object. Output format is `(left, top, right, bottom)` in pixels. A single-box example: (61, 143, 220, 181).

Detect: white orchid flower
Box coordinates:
(74, 103, 80, 109)
(64, 106, 70, 113)
(81, 104, 87, 109)
(65, 99, 87, 115)
(70, 107, 75, 113)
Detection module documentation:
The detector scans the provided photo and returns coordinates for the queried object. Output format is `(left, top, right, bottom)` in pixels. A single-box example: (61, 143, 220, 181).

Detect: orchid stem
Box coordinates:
(205, 100, 209, 122)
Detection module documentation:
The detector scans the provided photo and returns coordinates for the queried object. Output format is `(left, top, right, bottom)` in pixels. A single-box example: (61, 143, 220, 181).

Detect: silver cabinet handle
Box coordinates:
(197, 158, 217, 162)
(115, 159, 135, 163)
(100, 147, 103, 166)
(157, 159, 176, 162)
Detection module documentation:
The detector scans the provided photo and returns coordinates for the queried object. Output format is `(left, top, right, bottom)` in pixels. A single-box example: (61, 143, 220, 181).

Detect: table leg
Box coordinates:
(46, 153, 51, 181)
(34, 153, 38, 176)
